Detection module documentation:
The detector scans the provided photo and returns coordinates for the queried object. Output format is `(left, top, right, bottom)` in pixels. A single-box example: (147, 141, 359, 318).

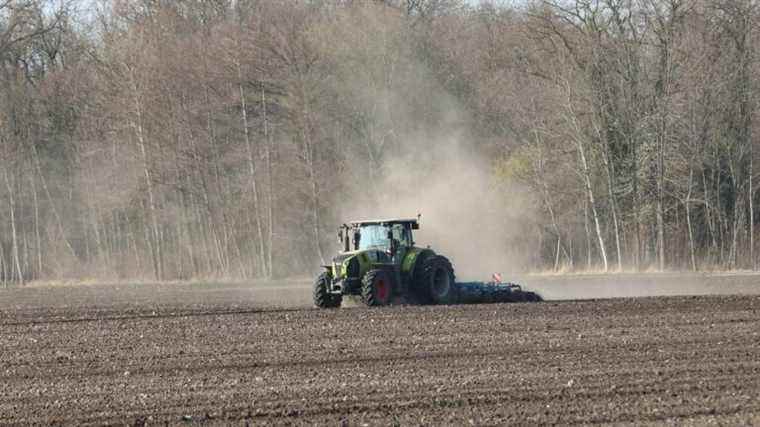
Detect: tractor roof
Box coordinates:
(350, 218, 419, 226)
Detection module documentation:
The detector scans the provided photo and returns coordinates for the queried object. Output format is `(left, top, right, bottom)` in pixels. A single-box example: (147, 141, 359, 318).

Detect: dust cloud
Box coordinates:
(339, 131, 535, 281)
(517, 272, 760, 300)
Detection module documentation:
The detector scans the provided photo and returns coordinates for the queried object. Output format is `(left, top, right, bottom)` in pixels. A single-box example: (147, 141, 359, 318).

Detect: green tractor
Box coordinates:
(313, 217, 456, 308)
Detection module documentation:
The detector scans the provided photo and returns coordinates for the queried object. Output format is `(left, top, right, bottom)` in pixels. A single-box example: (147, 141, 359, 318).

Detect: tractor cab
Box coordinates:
(338, 218, 419, 261)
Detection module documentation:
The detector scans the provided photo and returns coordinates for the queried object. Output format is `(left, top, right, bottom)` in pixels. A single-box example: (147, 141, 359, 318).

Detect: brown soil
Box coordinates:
(1, 282, 760, 425)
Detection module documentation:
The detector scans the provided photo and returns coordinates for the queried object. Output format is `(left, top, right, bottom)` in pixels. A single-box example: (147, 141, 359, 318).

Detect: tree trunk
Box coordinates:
(656, 105, 666, 271)
(237, 64, 268, 278)
(305, 129, 325, 266)
(261, 83, 274, 279)
(751, 145, 755, 270)
(656, 167, 665, 271)
(584, 199, 592, 270)
(30, 143, 76, 260)
(177, 173, 194, 279)
(631, 120, 641, 271)
(563, 87, 608, 272)
(534, 130, 570, 270)
(128, 68, 162, 280)
(263, 83, 275, 279)
(3, 166, 23, 284)
(602, 149, 623, 271)
(686, 168, 697, 271)
(298, 79, 326, 266)
(730, 188, 743, 268)
(702, 169, 717, 265)
(29, 171, 42, 277)
(0, 233, 6, 287)
(22, 223, 30, 279)
(653, 6, 677, 272)
(715, 168, 726, 265)
(83, 154, 106, 277)
(578, 140, 608, 271)
(200, 173, 224, 275)
(183, 174, 199, 277)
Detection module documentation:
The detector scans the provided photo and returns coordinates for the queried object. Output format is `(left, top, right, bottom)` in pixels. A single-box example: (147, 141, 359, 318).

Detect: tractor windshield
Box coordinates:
(357, 223, 412, 251)
(358, 225, 390, 250)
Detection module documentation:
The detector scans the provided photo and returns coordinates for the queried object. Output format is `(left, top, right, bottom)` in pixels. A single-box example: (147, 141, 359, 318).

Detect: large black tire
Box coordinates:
(416, 255, 457, 304)
(409, 252, 433, 304)
(313, 272, 341, 309)
(361, 269, 394, 307)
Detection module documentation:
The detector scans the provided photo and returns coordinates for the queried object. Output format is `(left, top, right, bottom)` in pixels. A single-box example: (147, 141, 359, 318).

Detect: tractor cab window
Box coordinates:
(391, 224, 412, 247)
(357, 224, 390, 251)
(357, 223, 412, 251)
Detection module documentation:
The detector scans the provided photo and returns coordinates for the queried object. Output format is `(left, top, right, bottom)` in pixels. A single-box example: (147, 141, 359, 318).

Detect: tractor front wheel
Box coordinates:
(361, 269, 393, 306)
(313, 272, 341, 309)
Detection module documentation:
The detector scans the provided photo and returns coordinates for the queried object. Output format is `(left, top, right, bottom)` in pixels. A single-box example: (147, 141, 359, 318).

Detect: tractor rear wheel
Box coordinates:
(361, 269, 393, 306)
(417, 255, 456, 304)
(313, 272, 341, 309)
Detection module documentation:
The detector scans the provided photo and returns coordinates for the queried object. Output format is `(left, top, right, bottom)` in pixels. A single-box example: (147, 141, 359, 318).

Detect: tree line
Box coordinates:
(0, 0, 758, 284)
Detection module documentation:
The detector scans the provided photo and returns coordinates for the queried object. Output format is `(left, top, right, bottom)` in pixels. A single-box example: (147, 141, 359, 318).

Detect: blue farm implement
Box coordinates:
(455, 281, 542, 304)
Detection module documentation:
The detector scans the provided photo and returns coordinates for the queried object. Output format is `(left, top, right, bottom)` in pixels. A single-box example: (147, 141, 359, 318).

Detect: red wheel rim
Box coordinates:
(376, 279, 389, 302)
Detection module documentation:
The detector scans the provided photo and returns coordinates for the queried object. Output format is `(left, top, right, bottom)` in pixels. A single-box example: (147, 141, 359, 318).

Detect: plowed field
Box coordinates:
(2, 281, 760, 425)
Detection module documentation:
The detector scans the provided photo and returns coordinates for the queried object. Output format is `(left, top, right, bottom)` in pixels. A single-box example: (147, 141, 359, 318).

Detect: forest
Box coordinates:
(0, 0, 758, 283)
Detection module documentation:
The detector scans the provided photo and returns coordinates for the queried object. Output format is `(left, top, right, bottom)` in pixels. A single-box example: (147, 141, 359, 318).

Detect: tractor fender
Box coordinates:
(353, 252, 372, 277)
(402, 248, 435, 279)
(343, 253, 372, 280)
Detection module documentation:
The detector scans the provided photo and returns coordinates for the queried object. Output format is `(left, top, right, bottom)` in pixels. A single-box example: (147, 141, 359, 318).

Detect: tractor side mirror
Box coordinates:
(339, 227, 351, 252)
